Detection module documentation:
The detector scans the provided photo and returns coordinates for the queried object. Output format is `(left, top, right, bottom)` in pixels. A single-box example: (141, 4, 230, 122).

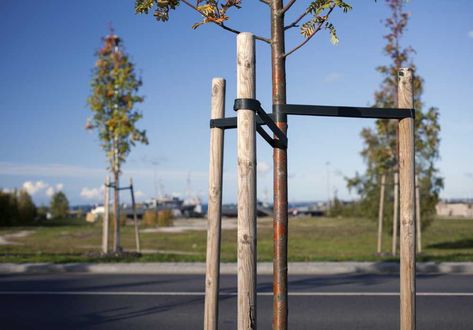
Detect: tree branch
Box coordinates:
(283, 6, 335, 58)
(259, 0, 270, 5)
(284, 7, 310, 30)
(218, 23, 272, 44)
(281, 0, 296, 14)
(180, 0, 271, 44)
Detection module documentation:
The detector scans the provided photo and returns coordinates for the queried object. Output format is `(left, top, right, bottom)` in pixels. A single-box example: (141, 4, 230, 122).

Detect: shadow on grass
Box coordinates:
(427, 239, 473, 250)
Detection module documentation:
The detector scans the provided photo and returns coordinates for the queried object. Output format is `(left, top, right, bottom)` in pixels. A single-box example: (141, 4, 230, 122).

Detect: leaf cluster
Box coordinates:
(299, 0, 351, 45)
(135, 0, 241, 27)
(87, 33, 148, 174)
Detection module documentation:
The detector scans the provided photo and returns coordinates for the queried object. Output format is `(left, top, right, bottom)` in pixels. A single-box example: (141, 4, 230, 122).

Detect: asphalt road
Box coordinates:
(0, 273, 472, 329)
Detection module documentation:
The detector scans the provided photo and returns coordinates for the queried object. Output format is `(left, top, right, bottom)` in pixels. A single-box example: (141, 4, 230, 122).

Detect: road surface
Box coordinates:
(0, 273, 472, 329)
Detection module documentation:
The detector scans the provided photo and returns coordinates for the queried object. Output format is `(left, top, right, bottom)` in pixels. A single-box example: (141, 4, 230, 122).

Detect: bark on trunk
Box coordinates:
(113, 171, 121, 252)
(271, 1, 288, 329)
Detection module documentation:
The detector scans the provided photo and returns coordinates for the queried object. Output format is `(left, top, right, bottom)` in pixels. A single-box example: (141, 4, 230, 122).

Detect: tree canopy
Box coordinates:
(50, 191, 70, 219)
(87, 32, 148, 176)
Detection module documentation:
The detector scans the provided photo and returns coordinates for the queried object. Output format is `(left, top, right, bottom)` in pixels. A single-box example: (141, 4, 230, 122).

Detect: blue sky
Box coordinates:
(0, 0, 472, 205)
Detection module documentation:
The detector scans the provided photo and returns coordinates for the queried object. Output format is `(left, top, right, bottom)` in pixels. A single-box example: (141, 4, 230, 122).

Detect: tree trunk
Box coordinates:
(271, 1, 288, 329)
(113, 171, 121, 253)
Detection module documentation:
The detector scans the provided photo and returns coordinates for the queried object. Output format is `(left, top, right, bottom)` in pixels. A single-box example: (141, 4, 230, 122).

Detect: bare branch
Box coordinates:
(259, 0, 270, 5)
(218, 23, 272, 44)
(284, 7, 310, 30)
(180, 0, 271, 44)
(283, 6, 335, 58)
(180, 0, 201, 13)
(281, 0, 296, 14)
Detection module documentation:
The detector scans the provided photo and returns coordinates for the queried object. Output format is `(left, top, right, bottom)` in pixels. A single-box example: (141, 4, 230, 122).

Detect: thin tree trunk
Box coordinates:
(271, 1, 289, 329)
(102, 176, 110, 254)
(415, 175, 422, 253)
(130, 177, 141, 253)
(377, 174, 386, 255)
(392, 172, 399, 256)
(113, 171, 121, 253)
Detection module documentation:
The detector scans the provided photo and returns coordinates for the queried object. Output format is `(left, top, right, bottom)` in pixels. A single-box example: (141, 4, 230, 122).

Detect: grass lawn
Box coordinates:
(0, 216, 472, 263)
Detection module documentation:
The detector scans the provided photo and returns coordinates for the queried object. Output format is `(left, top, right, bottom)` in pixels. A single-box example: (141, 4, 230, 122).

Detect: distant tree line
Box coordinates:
(0, 189, 70, 226)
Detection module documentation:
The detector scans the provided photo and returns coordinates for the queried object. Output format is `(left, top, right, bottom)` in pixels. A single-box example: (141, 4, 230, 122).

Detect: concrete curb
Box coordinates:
(1, 262, 473, 275)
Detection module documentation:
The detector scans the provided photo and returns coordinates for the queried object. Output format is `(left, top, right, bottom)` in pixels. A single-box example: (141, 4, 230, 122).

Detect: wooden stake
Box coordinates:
(130, 178, 141, 253)
(204, 77, 226, 330)
(398, 67, 416, 330)
(236, 33, 257, 330)
(392, 172, 399, 256)
(415, 175, 422, 253)
(377, 174, 386, 255)
(102, 177, 110, 254)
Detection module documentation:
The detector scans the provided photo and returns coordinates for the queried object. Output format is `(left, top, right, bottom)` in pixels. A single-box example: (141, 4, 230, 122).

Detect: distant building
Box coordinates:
(436, 200, 473, 218)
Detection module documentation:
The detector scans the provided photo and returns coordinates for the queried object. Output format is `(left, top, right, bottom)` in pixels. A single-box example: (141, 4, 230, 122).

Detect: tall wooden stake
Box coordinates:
(130, 178, 141, 253)
(237, 33, 257, 330)
(415, 175, 422, 253)
(392, 172, 399, 256)
(377, 174, 386, 255)
(398, 67, 416, 330)
(204, 77, 226, 330)
(102, 176, 110, 254)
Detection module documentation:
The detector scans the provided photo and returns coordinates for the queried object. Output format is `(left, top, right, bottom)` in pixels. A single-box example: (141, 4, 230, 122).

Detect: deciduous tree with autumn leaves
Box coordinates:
(87, 31, 148, 253)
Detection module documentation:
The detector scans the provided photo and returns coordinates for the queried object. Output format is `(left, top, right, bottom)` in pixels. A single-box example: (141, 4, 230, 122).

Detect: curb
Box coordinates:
(1, 262, 473, 275)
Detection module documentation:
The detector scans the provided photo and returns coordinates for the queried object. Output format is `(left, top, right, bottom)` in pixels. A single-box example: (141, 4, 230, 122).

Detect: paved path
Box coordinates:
(0, 273, 472, 329)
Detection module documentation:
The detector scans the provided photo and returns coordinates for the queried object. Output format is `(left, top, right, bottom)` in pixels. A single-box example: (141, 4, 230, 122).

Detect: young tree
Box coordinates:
(50, 191, 70, 219)
(87, 31, 148, 253)
(347, 0, 442, 231)
(135, 0, 351, 328)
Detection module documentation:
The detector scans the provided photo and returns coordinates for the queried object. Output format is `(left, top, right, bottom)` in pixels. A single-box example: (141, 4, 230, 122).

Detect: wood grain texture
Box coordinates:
(377, 174, 386, 254)
(204, 78, 226, 330)
(102, 177, 110, 254)
(392, 172, 399, 256)
(398, 67, 416, 330)
(415, 175, 422, 253)
(237, 33, 257, 330)
(130, 178, 141, 253)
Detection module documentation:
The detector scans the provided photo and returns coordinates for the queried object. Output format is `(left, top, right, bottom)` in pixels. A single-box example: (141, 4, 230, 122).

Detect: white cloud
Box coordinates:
(22, 181, 48, 195)
(135, 191, 145, 198)
(324, 72, 343, 83)
(257, 161, 271, 175)
(80, 186, 104, 200)
(21, 180, 64, 197)
(45, 186, 55, 197)
(45, 183, 64, 197)
(468, 31, 473, 38)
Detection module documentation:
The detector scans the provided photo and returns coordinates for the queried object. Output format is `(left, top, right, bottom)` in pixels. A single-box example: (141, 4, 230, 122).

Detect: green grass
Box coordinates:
(0, 216, 472, 263)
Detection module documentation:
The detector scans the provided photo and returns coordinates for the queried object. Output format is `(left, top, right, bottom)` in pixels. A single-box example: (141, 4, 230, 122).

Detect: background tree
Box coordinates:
(87, 31, 148, 253)
(135, 0, 352, 327)
(50, 191, 70, 219)
(347, 0, 442, 231)
(0, 189, 37, 226)
(0, 190, 19, 226)
(17, 190, 37, 224)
